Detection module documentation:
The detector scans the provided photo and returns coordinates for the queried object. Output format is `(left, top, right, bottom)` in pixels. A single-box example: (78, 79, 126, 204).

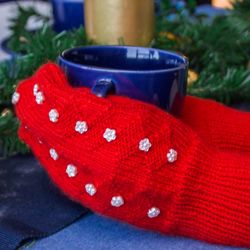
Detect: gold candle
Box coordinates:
(84, 0, 155, 46)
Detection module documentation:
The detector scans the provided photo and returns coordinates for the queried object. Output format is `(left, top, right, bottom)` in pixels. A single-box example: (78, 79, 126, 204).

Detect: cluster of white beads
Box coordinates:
(167, 149, 178, 163)
(35, 92, 44, 104)
(75, 121, 88, 134)
(66, 164, 77, 177)
(49, 148, 58, 161)
(12, 92, 20, 105)
(33, 84, 44, 104)
(85, 184, 97, 196)
(33, 84, 39, 95)
(49, 109, 59, 123)
(111, 196, 124, 207)
(139, 138, 152, 152)
(103, 128, 116, 142)
(147, 207, 161, 218)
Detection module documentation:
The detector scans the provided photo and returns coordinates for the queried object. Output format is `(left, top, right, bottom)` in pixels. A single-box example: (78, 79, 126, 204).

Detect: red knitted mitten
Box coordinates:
(180, 96, 250, 153)
(14, 63, 250, 247)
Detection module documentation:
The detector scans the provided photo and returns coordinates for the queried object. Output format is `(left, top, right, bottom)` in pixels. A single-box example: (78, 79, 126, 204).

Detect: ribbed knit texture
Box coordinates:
(14, 63, 250, 247)
(180, 96, 250, 153)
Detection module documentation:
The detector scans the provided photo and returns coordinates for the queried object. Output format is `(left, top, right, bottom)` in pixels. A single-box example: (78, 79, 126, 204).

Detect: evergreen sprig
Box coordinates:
(7, 5, 50, 53)
(155, 0, 250, 103)
(0, 0, 249, 157)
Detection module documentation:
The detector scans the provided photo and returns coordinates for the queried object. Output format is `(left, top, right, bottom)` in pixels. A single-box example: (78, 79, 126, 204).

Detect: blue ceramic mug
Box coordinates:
(58, 46, 188, 114)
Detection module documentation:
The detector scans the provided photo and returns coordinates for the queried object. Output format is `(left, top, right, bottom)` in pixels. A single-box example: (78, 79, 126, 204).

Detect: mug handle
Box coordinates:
(91, 78, 115, 98)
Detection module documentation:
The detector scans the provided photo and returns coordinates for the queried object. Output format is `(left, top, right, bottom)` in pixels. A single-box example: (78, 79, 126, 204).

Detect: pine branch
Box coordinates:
(0, 109, 29, 158)
(188, 68, 250, 104)
(0, 24, 91, 157)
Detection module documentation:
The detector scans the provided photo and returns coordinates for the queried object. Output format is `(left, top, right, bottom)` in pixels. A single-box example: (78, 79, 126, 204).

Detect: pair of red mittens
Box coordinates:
(14, 63, 250, 247)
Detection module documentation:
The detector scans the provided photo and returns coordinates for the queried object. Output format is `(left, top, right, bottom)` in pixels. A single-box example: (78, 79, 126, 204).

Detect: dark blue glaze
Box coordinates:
(58, 46, 188, 114)
(51, 0, 84, 32)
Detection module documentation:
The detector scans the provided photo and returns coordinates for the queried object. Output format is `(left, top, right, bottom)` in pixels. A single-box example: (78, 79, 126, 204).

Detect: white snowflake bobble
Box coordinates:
(148, 207, 160, 218)
(167, 149, 177, 163)
(12, 92, 20, 105)
(33, 84, 39, 95)
(139, 138, 152, 152)
(66, 164, 77, 177)
(111, 196, 124, 207)
(103, 128, 116, 142)
(35, 91, 44, 104)
(50, 148, 58, 161)
(75, 121, 88, 134)
(85, 184, 97, 196)
(49, 109, 59, 123)
(33, 84, 44, 104)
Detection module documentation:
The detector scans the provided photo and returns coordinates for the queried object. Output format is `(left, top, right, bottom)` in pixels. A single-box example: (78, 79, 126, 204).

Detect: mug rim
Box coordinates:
(59, 45, 189, 74)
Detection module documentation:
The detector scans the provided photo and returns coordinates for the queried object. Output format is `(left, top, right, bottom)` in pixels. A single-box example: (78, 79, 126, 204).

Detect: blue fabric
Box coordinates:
(29, 214, 247, 250)
(0, 155, 86, 250)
